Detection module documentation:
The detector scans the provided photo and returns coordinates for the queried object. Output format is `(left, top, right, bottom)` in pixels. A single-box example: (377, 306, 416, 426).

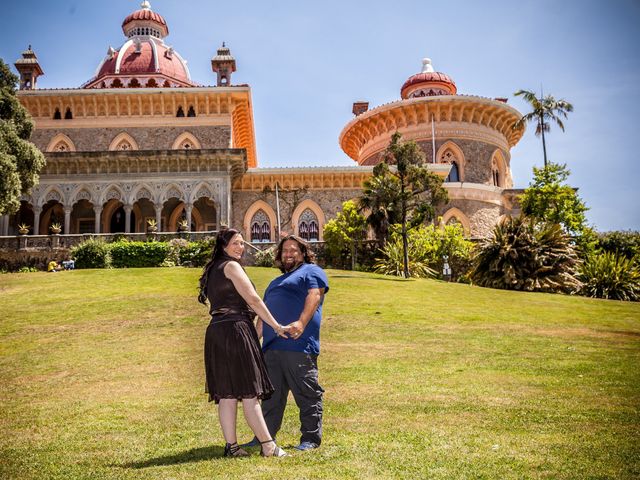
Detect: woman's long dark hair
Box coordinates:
(197, 228, 241, 304)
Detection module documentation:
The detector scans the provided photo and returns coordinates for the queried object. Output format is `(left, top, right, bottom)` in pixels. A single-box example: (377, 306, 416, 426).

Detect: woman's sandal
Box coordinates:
(223, 442, 249, 457)
(260, 439, 287, 457)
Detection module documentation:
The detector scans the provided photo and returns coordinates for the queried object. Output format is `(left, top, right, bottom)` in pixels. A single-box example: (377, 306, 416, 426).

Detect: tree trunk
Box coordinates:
(540, 113, 548, 167)
(401, 182, 409, 278)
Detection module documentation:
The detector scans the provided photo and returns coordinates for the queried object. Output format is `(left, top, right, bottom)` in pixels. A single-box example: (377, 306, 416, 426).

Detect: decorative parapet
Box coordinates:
(339, 95, 525, 164)
(39, 148, 247, 178)
(233, 164, 451, 191)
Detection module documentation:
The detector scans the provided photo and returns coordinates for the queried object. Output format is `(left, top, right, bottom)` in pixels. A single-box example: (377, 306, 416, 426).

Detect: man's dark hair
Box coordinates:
(274, 235, 316, 273)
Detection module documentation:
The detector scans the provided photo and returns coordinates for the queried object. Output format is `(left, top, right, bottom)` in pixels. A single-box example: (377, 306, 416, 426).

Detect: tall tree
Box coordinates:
(0, 58, 46, 216)
(514, 89, 573, 167)
(360, 132, 448, 277)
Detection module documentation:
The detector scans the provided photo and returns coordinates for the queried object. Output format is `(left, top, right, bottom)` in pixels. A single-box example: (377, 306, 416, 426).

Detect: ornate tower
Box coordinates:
(211, 43, 236, 86)
(14, 46, 44, 90)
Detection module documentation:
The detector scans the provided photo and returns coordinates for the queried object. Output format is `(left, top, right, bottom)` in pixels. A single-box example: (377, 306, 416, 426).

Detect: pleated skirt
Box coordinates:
(204, 315, 274, 404)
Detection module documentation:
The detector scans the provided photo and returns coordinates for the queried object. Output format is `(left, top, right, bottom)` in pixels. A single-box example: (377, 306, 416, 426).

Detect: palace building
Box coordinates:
(1, 1, 525, 243)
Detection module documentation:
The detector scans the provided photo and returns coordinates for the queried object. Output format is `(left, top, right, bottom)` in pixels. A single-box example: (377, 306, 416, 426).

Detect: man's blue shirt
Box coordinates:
(262, 263, 329, 355)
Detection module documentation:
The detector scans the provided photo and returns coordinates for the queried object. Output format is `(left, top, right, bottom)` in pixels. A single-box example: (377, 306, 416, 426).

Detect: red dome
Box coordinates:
(85, 37, 194, 88)
(122, 9, 167, 28)
(400, 59, 457, 99)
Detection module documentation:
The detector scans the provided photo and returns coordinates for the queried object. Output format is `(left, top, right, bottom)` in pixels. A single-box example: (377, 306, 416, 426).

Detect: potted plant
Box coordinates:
(147, 218, 158, 233)
(50, 222, 62, 234)
(18, 223, 30, 235)
(177, 218, 189, 232)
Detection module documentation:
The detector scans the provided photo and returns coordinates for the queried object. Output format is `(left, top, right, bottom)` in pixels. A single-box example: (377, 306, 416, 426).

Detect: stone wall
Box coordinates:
(439, 198, 507, 238)
(231, 188, 363, 235)
(31, 126, 231, 151)
(362, 138, 510, 186)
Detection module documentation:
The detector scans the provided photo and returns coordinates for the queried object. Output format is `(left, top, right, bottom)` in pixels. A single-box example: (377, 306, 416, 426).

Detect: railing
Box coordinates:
(0, 231, 220, 252)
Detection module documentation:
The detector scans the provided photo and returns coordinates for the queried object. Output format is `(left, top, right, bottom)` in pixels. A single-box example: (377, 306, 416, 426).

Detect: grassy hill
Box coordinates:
(1, 267, 638, 479)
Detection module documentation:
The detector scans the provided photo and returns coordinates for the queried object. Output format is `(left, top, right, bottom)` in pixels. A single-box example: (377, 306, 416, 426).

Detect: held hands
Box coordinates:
(275, 324, 291, 339)
(287, 320, 305, 340)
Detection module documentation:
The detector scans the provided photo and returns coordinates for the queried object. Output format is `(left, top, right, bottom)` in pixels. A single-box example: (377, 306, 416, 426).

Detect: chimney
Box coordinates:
(352, 101, 369, 116)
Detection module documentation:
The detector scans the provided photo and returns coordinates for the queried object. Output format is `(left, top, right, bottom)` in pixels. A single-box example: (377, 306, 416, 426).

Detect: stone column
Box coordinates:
(33, 206, 42, 235)
(221, 174, 231, 228)
(155, 205, 163, 232)
(124, 204, 133, 233)
(64, 207, 72, 234)
(94, 206, 102, 233)
(185, 203, 193, 231)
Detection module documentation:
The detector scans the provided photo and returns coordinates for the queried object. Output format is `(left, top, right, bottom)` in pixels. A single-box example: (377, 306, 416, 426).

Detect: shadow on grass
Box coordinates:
(120, 445, 227, 468)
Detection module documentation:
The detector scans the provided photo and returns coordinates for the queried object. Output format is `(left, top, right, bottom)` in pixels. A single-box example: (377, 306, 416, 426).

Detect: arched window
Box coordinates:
(116, 140, 132, 150)
(492, 168, 500, 187)
(54, 142, 69, 152)
(298, 209, 319, 241)
(53, 108, 61, 120)
(250, 210, 271, 243)
(64, 108, 73, 119)
(187, 106, 196, 117)
(446, 161, 459, 182)
(176, 106, 185, 117)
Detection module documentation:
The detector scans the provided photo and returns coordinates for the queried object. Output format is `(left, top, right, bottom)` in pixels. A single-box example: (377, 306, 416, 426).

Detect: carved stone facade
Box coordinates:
(31, 126, 231, 152)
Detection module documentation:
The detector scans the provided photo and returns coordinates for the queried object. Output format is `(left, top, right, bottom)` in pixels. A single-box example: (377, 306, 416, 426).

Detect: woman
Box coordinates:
(198, 228, 288, 457)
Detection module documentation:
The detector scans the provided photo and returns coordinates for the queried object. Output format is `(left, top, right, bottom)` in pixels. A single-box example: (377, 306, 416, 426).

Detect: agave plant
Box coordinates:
(579, 252, 640, 301)
(373, 236, 436, 278)
(471, 216, 581, 293)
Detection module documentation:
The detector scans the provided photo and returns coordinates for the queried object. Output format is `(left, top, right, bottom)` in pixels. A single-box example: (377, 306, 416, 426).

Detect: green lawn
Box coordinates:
(1, 267, 639, 479)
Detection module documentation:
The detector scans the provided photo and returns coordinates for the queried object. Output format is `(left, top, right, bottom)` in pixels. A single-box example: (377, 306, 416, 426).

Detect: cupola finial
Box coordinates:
(141, 0, 151, 10)
(422, 58, 434, 73)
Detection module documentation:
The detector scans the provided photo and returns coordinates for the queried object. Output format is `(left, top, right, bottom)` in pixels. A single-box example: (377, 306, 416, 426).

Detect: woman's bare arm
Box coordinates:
(224, 261, 288, 338)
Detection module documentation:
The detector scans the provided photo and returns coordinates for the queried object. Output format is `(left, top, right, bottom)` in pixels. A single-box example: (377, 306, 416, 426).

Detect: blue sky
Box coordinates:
(2, 0, 639, 231)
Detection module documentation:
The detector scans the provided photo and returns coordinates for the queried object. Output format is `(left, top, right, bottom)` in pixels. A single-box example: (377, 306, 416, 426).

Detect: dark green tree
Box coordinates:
(359, 132, 448, 278)
(520, 162, 596, 255)
(514, 89, 573, 167)
(0, 58, 46, 215)
(359, 173, 401, 245)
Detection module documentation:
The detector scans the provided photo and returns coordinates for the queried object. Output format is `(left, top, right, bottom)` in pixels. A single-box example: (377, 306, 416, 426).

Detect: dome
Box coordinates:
(122, 1, 169, 38)
(84, 1, 194, 88)
(400, 58, 457, 99)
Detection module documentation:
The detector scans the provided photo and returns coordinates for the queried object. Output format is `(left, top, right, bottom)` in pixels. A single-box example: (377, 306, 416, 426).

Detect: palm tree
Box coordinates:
(514, 89, 573, 167)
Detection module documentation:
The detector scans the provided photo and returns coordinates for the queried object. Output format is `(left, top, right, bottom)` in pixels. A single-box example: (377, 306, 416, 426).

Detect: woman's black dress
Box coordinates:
(204, 256, 274, 403)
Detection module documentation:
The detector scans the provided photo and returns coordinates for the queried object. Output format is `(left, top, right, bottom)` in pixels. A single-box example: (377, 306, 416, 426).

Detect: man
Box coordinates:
(246, 235, 329, 451)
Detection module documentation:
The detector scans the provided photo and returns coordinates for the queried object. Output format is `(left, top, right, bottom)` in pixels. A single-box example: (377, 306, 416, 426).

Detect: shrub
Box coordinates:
(253, 246, 276, 267)
(179, 239, 214, 267)
(596, 231, 640, 260)
(471, 216, 581, 293)
(579, 252, 640, 301)
(110, 241, 169, 268)
(71, 238, 112, 269)
(164, 238, 190, 267)
(373, 223, 473, 279)
(17, 266, 39, 273)
(374, 237, 435, 278)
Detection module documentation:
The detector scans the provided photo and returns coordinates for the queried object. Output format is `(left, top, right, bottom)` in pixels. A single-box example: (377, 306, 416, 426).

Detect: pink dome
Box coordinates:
(400, 59, 457, 99)
(83, 2, 194, 88)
